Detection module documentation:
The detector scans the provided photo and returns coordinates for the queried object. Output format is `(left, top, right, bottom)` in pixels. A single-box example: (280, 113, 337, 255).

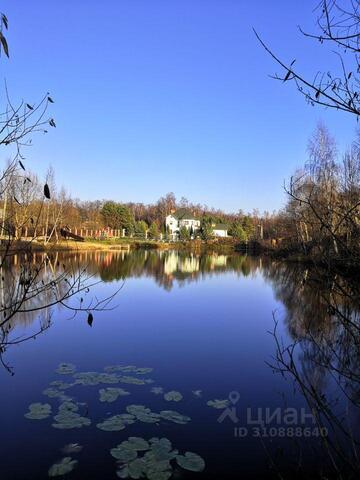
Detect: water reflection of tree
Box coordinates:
(263, 261, 360, 478)
(0, 251, 118, 373)
(3, 250, 261, 337)
(94, 250, 262, 290)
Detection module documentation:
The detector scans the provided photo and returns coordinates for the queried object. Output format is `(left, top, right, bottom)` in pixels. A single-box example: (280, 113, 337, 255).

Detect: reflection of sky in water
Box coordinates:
(0, 252, 347, 479)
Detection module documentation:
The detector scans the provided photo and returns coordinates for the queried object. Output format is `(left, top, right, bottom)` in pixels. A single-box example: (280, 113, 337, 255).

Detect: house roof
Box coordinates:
(171, 208, 198, 220)
(213, 223, 228, 230)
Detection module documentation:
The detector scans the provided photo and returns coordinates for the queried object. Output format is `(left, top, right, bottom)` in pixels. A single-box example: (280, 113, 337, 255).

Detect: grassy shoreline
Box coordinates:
(2, 238, 358, 277)
(0, 237, 241, 253)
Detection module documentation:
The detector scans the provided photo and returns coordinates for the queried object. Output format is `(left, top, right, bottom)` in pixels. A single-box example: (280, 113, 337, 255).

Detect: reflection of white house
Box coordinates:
(212, 224, 228, 237)
(164, 251, 179, 275)
(164, 251, 200, 275)
(210, 255, 228, 268)
(165, 209, 200, 239)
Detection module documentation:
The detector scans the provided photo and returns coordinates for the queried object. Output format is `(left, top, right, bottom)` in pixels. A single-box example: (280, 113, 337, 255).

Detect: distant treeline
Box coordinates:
(0, 166, 280, 242)
(2, 123, 360, 266)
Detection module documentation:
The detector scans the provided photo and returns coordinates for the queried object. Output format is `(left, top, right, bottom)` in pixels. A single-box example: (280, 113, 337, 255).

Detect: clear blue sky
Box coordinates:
(1, 0, 357, 213)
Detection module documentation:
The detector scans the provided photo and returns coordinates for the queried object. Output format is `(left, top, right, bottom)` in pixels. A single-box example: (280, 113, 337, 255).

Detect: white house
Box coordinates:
(212, 224, 228, 237)
(165, 209, 200, 239)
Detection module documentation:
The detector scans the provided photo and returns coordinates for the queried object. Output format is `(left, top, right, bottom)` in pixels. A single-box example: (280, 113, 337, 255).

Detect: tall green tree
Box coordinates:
(242, 216, 255, 239)
(101, 201, 134, 234)
(179, 226, 190, 240)
(148, 222, 159, 239)
(200, 217, 213, 240)
(134, 220, 148, 238)
(229, 222, 247, 241)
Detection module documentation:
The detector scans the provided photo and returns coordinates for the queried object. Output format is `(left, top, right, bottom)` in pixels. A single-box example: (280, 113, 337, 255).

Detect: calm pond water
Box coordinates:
(0, 249, 359, 479)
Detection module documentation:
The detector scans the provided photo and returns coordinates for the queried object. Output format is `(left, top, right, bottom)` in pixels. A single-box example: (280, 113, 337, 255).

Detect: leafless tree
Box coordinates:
(255, 1, 360, 118)
(0, 13, 118, 372)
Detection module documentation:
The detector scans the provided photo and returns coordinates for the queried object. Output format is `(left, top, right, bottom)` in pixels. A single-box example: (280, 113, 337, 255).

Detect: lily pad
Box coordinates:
(116, 465, 130, 479)
(50, 380, 75, 390)
(164, 391, 183, 402)
(111, 445, 138, 462)
(62, 443, 83, 454)
(99, 387, 130, 403)
(127, 458, 147, 479)
(207, 399, 230, 409)
(145, 456, 173, 480)
(104, 365, 153, 375)
(52, 402, 91, 429)
(56, 363, 76, 375)
(120, 437, 150, 451)
(119, 376, 148, 385)
(25, 402, 52, 420)
(145, 438, 178, 462)
(176, 452, 205, 472)
(43, 387, 68, 399)
(48, 457, 78, 477)
(137, 412, 161, 423)
(135, 367, 153, 375)
(59, 401, 79, 412)
(160, 410, 191, 424)
(150, 387, 163, 395)
(96, 413, 135, 431)
(74, 371, 119, 386)
(112, 438, 174, 479)
(111, 436, 204, 480)
(146, 471, 172, 480)
(126, 405, 160, 424)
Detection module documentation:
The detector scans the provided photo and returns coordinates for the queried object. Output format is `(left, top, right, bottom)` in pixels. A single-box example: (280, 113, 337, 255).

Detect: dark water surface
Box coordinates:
(0, 250, 358, 479)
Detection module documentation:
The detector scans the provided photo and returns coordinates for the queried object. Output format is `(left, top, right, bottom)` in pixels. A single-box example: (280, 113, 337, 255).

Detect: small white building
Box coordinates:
(165, 209, 200, 240)
(212, 224, 228, 237)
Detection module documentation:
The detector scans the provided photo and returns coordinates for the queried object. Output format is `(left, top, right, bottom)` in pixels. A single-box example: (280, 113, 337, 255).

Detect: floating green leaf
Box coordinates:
(121, 437, 150, 451)
(160, 410, 191, 424)
(61, 443, 83, 454)
(43, 387, 69, 399)
(59, 401, 79, 412)
(104, 365, 153, 375)
(206, 399, 230, 409)
(135, 367, 153, 375)
(117, 465, 130, 479)
(176, 452, 205, 472)
(164, 391, 183, 402)
(74, 371, 119, 386)
(119, 376, 148, 385)
(50, 380, 75, 390)
(127, 458, 147, 479)
(145, 456, 173, 480)
(112, 436, 203, 480)
(113, 438, 174, 479)
(145, 438, 178, 462)
(111, 445, 138, 462)
(99, 387, 130, 403)
(52, 401, 91, 429)
(48, 457, 78, 477)
(25, 402, 52, 420)
(56, 363, 76, 375)
(96, 413, 135, 431)
(146, 471, 172, 480)
(126, 405, 160, 424)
